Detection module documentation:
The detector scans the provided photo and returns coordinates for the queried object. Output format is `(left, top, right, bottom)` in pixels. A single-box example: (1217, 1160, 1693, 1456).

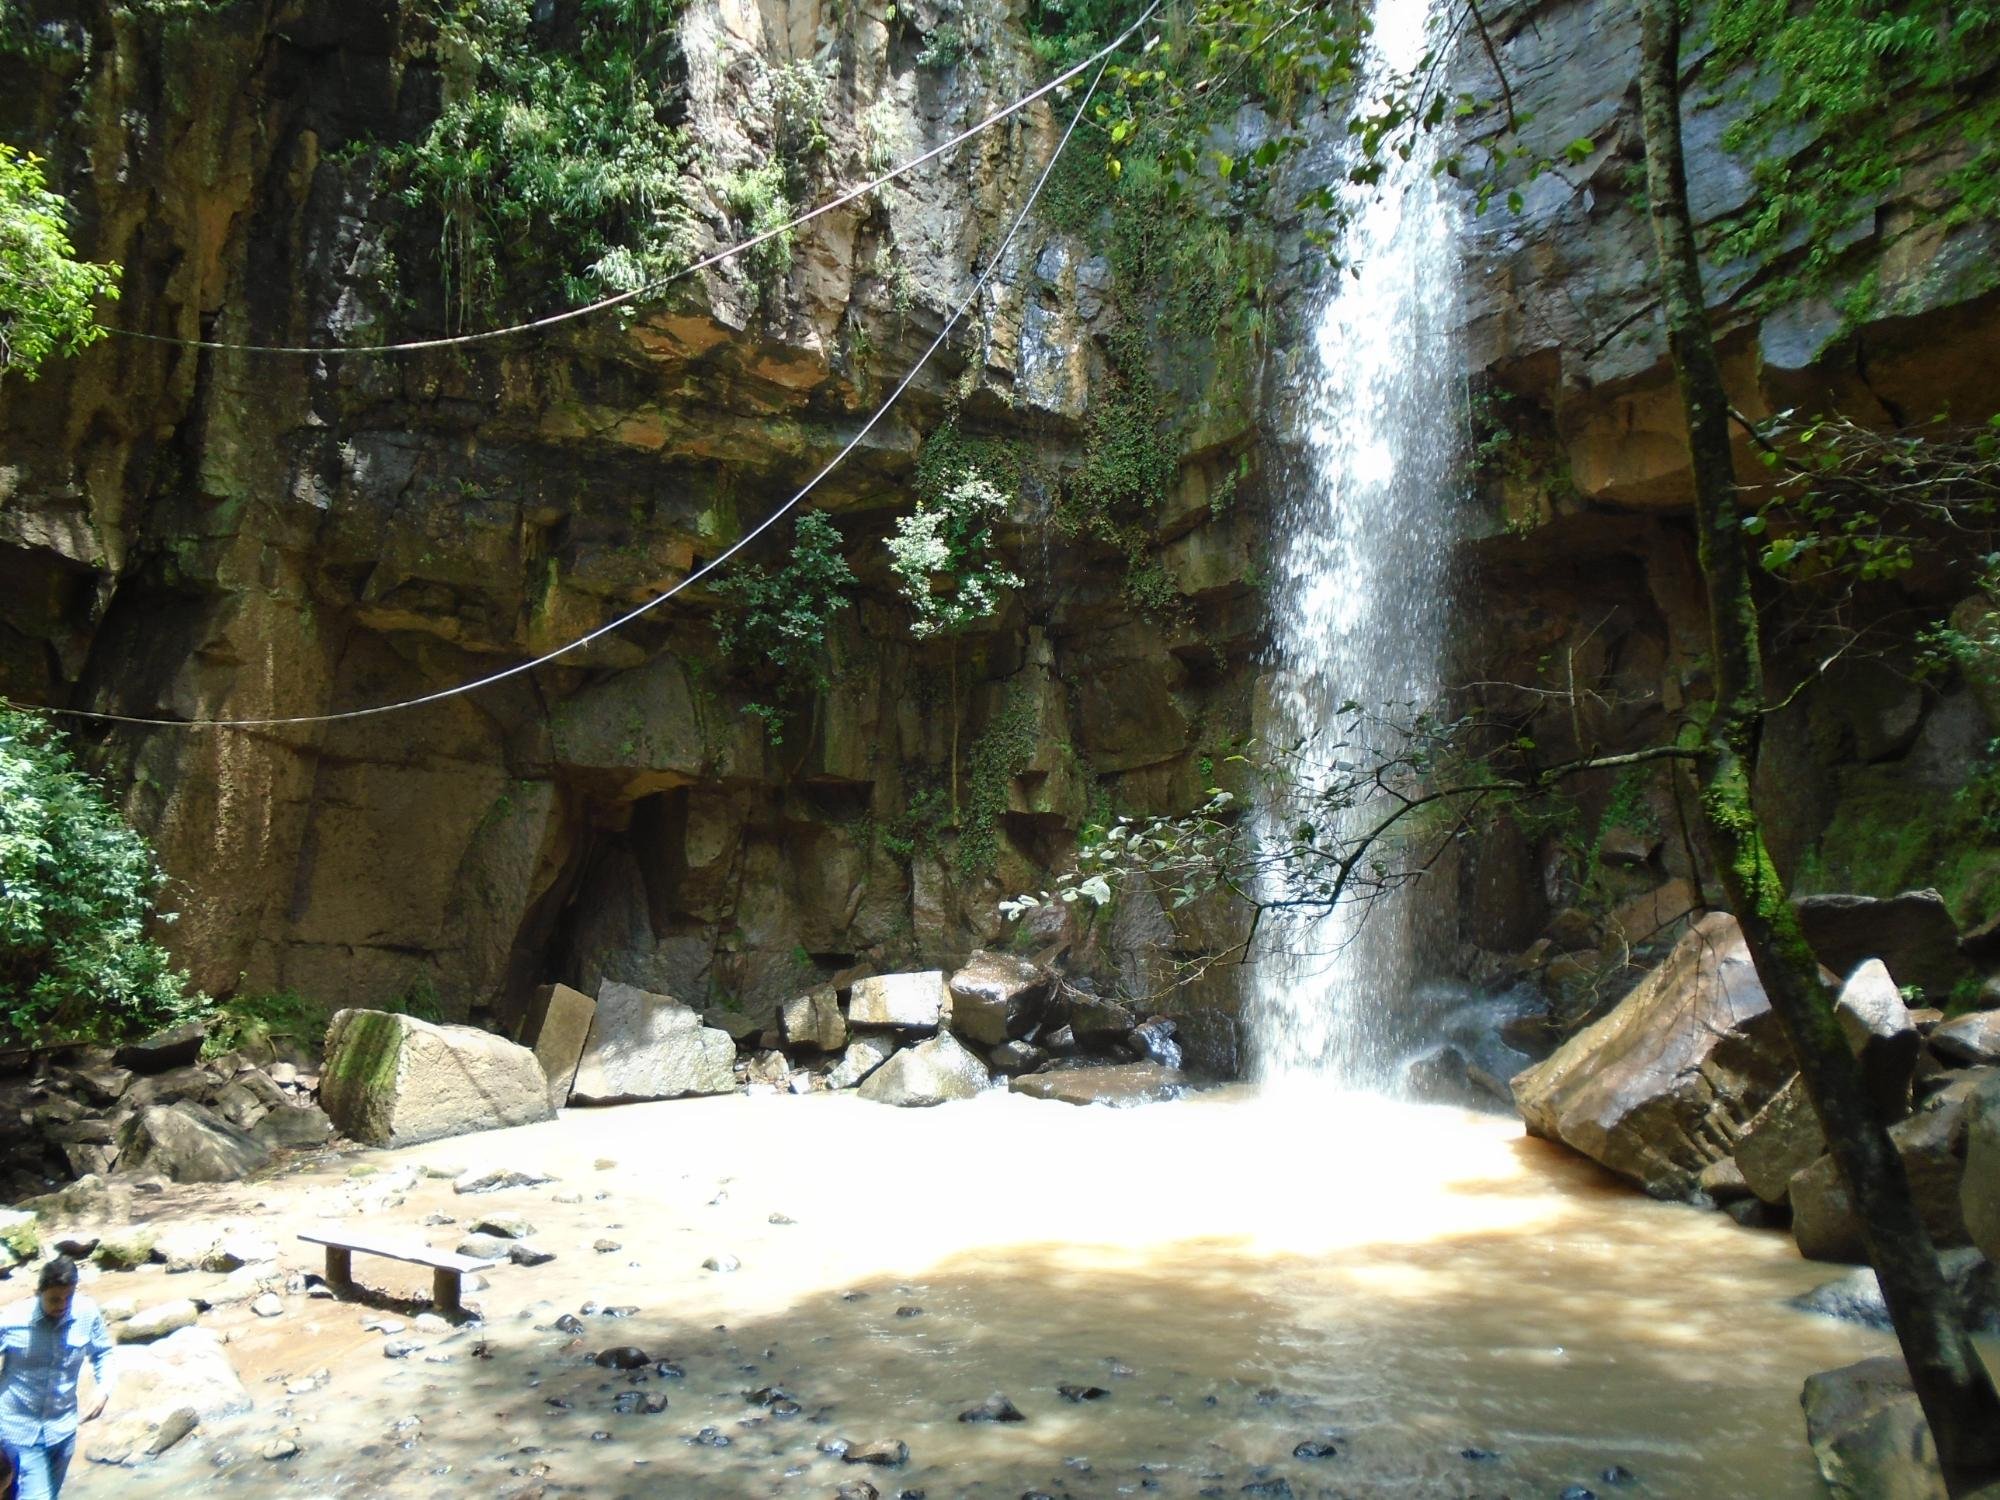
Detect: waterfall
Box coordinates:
(1244, 0, 1465, 1091)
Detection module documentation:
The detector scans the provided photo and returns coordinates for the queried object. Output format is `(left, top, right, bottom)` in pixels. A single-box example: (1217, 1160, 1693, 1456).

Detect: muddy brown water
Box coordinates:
(65, 1088, 1893, 1498)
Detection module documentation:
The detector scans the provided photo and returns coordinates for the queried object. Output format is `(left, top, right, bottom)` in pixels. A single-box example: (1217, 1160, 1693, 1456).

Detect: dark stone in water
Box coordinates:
(1058, 1384, 1109, 1402)
(1461, 1447, 1498, 1461)
(1601, 1467, 1636, 1484)
(554, 1314, 585, 1335)
(1240, 1482, 1294, 1498)
(543, 1397, 571, 1409)
(654, 1360, 685, 1379)
(689, 1427, 731, 1447)
(591, 1430, 612, 1441)
(1292, 1440, 1340, 1459)
(958, 1393, 1025, 1423)
(612, 1391, 668, 1414)
(843, 1439, 910, 1467)
(896, 1305, 925, 1318)
(595, 1347, 650, 1369)
(835, 1485, 877, 1500)
(1129, 1018, 1183, 1070)
(820, 1439, 852, 1458)
(1560, 1487, 1598, 1500)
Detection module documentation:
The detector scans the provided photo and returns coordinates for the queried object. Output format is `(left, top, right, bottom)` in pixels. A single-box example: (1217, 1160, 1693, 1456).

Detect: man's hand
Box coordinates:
(82, 1390, 109, 1422)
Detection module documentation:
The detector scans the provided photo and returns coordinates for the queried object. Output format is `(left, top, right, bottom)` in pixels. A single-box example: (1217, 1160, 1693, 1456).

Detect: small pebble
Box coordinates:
(382, 1338, 422, 1360)
(260, 1436, 299, 1461)
(703, 1254, 740, 1273)
(895, 1305, 924, 1318)
(689, 1427, 731, 1447)
(1293, 1440, 1340, 1459)
(594, 1239, 622, 1254)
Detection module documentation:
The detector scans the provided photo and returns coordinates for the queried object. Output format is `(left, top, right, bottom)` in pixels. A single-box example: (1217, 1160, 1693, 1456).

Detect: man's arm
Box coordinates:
(81, 1308, 114, 1420)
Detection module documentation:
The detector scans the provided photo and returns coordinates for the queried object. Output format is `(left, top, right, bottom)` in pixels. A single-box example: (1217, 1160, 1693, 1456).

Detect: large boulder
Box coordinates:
(780, 987, 847, 1052)
(520, 983, 597, 1107)
(321, 1009, 555, 1148)
(947, 952, 1054, 1046)
(1510, 913, 1792, 1196)
(568, 981, 736, 1104)
(824, 1035, 895, 1089)
(1009, 1062, 1187, 1107)
(113, 1021, 207, 1074)
(1794, 889, 1971, 1001)
(1801, 1357, 1946, 1500)
(848, 972, 949, 1032)
(856, 1033, 989, 1106)
(1964, 1071, 2000, 1265)
(252, 1101, 333, 1148)
(1835, 959, 1921, 1120)
(1789, 1078, 1981, 1262)
(116, 1103, 271, 1185)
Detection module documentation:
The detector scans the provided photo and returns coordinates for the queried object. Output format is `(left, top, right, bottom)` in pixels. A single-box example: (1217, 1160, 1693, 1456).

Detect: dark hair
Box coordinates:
(37, 1255, 78, 1292)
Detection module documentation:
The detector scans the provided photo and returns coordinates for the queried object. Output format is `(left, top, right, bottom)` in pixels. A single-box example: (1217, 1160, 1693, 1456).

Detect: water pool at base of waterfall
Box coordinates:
(75, 1088, 1888, 1498)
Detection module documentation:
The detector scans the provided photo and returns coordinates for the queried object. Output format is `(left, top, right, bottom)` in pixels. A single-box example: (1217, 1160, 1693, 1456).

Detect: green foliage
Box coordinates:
(202, 987, 331, 1060)
(958, 689, 1037, 876)
(890, 435, 1023, 638)
(712, 511, 857, 743)
(720, 162, 796, 298)
(1706, 0, 2000, 309)
(882, 779, 951, 861)
(0, 708, 199, 1048)
(376, 0, 697, 325)
(0, 144, 119, 380)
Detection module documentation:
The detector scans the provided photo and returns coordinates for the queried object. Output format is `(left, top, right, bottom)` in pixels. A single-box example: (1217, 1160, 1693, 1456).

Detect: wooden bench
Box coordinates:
(298, 1228, 489, 1315)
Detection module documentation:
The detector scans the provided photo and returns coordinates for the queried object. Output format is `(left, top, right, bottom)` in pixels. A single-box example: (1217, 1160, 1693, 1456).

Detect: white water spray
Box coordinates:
(1246, 0, 1466, 1091)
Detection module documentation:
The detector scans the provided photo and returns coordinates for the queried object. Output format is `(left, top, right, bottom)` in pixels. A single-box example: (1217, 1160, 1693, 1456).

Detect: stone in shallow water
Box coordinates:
(841, 1438, 909, 1467)
(321, 1010, 553, 1149)
(1009, 1063, 1186, 1108)
(957, 1393, 1024, 1423)
(856, 1032, 988, 1106)
(570, 981, 736, 1102)
(1802, 1356, 1947, 1500)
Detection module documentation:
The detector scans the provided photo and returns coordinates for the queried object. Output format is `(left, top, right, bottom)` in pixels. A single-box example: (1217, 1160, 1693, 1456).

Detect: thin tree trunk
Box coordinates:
(1636, 0, 2000, 1488)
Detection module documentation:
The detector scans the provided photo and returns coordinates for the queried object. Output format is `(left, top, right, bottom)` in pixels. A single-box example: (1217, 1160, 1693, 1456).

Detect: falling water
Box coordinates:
(1246, 0, 1466, 1090)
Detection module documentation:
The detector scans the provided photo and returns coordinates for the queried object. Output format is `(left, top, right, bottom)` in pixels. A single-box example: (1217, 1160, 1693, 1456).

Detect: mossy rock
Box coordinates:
(93, 1226, 158, 1270)
(0, 1210, 38, 1265)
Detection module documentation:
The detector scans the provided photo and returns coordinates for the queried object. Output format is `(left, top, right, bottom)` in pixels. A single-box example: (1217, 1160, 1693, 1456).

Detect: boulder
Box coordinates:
(1790, 1080, 1980, 1262)
(946, 952, 1053, 1046)
(1835, 959, 1920, 1119)
(520, 983, 597, 1107)
(1066, 991, 1137, 1049)
(780, 987, 847, 1052)
(1128, 1018, 1184, 1071)
(824, 1036, 895, 1090)
(987, 1040, 1048, 1076)
(92, 1226, 157, 1271)
(321, 1009, 556, 1147)
(1794, 890, 1971, 1001)
(856, 1033, 989, 1106)
(113, 1021, 208, 1074)
(1964, 1072, 2000, 1265)
(1161, 1008, 1241, 1079)
(1791, 1247, 2000, 1333)
(252, 1101, 333, 1149)
(569, 981, 736, 1103)
(1510, 913, 1792, 1197)
(1931, 1011, 2000, 1067)
(117, 1300, 199, 1344)
(1009, 1063, 1188, 1107)
(116, 1104, 272, 1185)
(1800, 1357, 1946, 1500)
(18, 1174, 131, 1225)
(848, 972, 949, 1032)
(101, 1325, 250, 1421)
(1734, 1078, 1826, 1206)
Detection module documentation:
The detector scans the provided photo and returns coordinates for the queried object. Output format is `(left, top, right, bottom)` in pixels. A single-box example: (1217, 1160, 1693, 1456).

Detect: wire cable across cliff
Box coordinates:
(31, 4, 1157, 733)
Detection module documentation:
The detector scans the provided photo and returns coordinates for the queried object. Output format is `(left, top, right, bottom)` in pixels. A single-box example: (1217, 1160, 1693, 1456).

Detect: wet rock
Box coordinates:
(826, 1036, 897, 1089)
(1558, 1488, 1599, 1500)
(835, 1485, 879, 1500)
(252, 1102, 334, 1149)
(566, 981, 740, 1103)
(849, 972, 950, 1032)
(1127, 1017, 1184, 1070)
(1802, 1356, 1946, 1500)
(612, 1390, 669, 1414)
(1790, 1076, 1981, 1262)
(1009, 1063, 1186, 1107)
(703, 1253, 740, 1272)
(117, 1103, 272, 1185)
(508, 1241, 556, 1266)
(1511, 913, 1792, 1198)
(118, 1301, 200, 1344)
(1793, 890, 1970, 1001)
(1834, 960, 1920, 1119)
(988, 1040, 1048, 1076)
(689, 1427, 731, 1446)
(843, 1438, 910, 1466)
(1066, 992, 1136, 1049)
(1292, 1439, 1340, 1458)
(472, 1212, 536, 1239)
(323, 1010, 554, 1148)
(1696, 1156, 1754, 1203)
(1931, 1011, 2000, 1067)
(454, 1166, 553, 1195)
(1790, 1246, 2000, 1332)
(946, 952, 1054, 1045)
(251, 1293, 284, 1318)
(959, 1392, 1026, 1422)
(1601, 1466, 1637, 1484)
(1239, 1481, 1294, 1498)
(595, 1346, 651, 1369)
(857, 1032, 989, 1106)
(780, 986, 848, 1052)
(1058, 1384, 1110, 1402)
(114, 1021, 208, 1074)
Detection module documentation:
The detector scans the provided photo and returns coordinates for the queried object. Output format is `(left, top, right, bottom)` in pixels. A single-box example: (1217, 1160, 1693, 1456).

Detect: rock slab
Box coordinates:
(520, 983, 597, 1107)
(1801, 1357, 1947, 1500)
(1511, 913, 1792, 1197)
(946, 951, 1053, 1046)
(1794, 889, 1970, 1001)
(569, 981, 736, 1103)
(116, 1103, 272, 1185)
(321, 1009, 555, 1149)
(856, 1033, 989, 1106)
(848, 972, 949, 1032)
(1009, 1063, 1188, 1107)
(781, 987, 847, 1052)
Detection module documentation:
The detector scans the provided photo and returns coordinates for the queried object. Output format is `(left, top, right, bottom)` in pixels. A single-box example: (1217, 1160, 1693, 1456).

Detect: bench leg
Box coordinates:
(433, 1267, 462, 1316)
(325, 1246, 353, 1291)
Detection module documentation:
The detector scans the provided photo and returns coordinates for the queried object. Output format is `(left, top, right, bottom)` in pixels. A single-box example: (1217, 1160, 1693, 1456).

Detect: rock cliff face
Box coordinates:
(1, 0, 1994, 1041)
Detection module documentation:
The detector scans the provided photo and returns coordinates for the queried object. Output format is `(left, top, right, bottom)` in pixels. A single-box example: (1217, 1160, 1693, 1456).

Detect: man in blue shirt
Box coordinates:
(0, 1256, 115, 1500)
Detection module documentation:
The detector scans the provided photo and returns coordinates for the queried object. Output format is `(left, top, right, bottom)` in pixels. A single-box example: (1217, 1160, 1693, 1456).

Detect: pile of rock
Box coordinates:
(0, 1020, 331, 1203)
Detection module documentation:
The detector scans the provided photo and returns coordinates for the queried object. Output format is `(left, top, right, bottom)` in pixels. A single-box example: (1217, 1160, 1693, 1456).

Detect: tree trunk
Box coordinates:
(1635, 0, 2000, 1489)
